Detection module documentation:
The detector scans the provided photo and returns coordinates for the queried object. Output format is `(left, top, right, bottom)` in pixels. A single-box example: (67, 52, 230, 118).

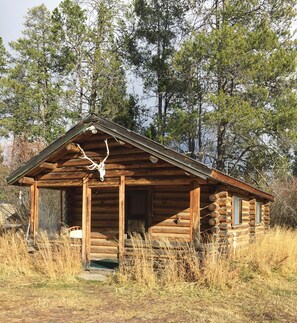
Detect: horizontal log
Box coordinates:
(39, 162, 57, 170)
(37, 180, 82, 187)
(154, 188, 191, 194)
(90, 219, 119, 226)
(153, 220, 190, 227)
(66, 142, 80, 153)
(90, 246, 118, 254)
(208, 203, 220, 211)
(38, 172, 87, 180)
(153, 214, 190, 221)
(106, 168, 186, 178)
(219, 223, 228, 230)
(210, 226, 220, 234)
(153, 202, 190, 210)
(60, 147, 144, 160)
(153, 193, 190, 199)
(81, 141, 125, 150)
(90, 253, 118, 260)
(91, 231, 118, 239)
(209, 211, 220, 218)
(76, 206, 119, 214)
(151, 233, 190, 240)
(153, 207, 190, 214)
(208, 218, 220, 226)
(219, 215, 227, 222)
(72, 199, 119, 207)
(151, 226, 190, 234)
(19, 177, 35, 185)
(209, 191, 228, 202)
(126, 178, 191, 186)
(91, 239, 118, 246)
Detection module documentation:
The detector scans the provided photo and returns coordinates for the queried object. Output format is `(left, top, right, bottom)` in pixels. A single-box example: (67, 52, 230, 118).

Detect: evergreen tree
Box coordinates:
(173, 0, 297, 183)
(52, 0, 140, 127)
(122, 0, 193, 143)
(0, 5, 66, 142)
(51, 0, 88, 118)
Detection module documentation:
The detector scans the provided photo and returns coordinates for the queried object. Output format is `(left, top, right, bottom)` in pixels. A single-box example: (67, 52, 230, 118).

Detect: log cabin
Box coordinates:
(6, 115, 274, 268)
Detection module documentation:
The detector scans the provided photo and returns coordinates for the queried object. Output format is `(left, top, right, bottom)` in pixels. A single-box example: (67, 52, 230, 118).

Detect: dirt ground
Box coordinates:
(0, 275, 297, 323)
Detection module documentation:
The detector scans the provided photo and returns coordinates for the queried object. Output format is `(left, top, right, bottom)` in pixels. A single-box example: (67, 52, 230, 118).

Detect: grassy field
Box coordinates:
(0, 275, 297, 322)
(0, 228, 297, 322)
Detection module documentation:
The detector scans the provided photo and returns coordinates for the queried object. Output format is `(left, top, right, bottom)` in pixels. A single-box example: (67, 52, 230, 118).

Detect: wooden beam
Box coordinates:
(190, 181, 200, 242)
(19, 177, 35, 185)
(119, 175, 125, 262)
(211, 170, 274, 201)
(37, 180, 82, 187)
(39, 162, 57, 170)
(125, 178, 191, 186)
(82, 176, 91, 270)
(30, 181, 39, 239)
(66, 142, 80, 153)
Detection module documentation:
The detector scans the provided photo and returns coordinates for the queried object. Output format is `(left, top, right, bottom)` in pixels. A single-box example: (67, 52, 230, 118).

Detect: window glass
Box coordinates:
(256, 202, 262, 223)
(233, 196, 242, 225)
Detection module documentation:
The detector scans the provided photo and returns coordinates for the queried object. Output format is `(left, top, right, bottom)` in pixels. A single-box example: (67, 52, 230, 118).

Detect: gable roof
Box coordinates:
(6, 114, 274, 201)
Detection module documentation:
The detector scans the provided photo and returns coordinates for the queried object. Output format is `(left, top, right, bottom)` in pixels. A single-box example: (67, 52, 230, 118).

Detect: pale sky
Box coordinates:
(1, 1, 297, 46)
(0, 0, 62, 46)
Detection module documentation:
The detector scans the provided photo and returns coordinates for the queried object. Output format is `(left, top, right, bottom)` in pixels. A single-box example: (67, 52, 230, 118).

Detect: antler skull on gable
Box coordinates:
(76, 139, 109, 181)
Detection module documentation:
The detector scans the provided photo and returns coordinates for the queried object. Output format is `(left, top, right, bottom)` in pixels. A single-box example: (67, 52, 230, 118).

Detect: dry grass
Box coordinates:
(0, 231, 81, 282)
(0, 228, 296, 321)
(237, 227, 297, 277)
(113, 227, 297, 290)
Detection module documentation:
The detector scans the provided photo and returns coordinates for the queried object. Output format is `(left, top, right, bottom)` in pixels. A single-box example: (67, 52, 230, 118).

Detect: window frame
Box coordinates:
(232, 196, 243, 226)
(256, 201, 262, 224)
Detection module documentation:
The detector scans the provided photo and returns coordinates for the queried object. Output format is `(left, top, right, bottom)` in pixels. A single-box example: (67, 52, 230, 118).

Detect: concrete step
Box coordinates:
(78, 269, 114, 281)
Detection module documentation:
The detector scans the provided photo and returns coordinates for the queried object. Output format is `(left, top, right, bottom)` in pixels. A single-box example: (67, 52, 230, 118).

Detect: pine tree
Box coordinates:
(1, 5, 66, 142)
(173, 0, 297, 183)
(122, 0, 193, 143)
(52, 0, 140, 127)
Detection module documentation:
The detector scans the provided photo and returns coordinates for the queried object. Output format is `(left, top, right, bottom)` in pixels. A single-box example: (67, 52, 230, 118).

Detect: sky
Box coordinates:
(0, 0, 62, 46)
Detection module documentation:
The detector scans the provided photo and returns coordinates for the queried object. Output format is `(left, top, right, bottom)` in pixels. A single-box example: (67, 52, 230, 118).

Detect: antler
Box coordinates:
(76, 139, 109, 181)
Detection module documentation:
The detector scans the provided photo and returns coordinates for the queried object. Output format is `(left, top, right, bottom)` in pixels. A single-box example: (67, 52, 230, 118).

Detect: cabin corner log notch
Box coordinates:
(264, 203, 271, 231)
(249, 198, 257, 242)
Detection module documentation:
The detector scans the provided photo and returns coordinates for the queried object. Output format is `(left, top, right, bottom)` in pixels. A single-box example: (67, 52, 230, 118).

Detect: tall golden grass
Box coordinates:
(0, 231, 81, 282)
(0, 227, 296, 288)
(115, 227, 297, 290)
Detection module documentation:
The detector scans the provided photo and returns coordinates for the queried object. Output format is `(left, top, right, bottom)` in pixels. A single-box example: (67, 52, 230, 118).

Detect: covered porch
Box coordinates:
(29, 177, 201, 269)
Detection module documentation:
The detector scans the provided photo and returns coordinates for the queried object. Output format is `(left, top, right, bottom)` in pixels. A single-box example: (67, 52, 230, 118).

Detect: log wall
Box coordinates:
(68, 185, 192, 260)
(151, 186, 191, 241)
(200, 187, 271, 253)
(69, 187, 119, 260)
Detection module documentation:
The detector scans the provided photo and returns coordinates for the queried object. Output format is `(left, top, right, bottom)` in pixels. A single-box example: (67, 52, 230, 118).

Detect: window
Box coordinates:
(256, 201, 262, 224)
(233, 196, 243, 225)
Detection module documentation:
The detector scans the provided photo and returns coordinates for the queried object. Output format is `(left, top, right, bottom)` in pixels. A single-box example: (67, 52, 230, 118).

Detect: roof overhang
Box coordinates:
(6, 114, 274, 202)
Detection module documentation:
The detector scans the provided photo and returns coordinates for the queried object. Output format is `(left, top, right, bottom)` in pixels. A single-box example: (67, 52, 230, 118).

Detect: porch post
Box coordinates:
(119, 175, 125, 261)
(30, 181, 39, 239)
(190, 181, 200, 242)
(82, 176, 91, 270)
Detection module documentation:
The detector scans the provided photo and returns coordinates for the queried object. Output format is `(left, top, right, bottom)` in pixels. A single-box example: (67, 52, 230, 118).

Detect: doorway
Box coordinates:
(125, 189, 149, 236)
